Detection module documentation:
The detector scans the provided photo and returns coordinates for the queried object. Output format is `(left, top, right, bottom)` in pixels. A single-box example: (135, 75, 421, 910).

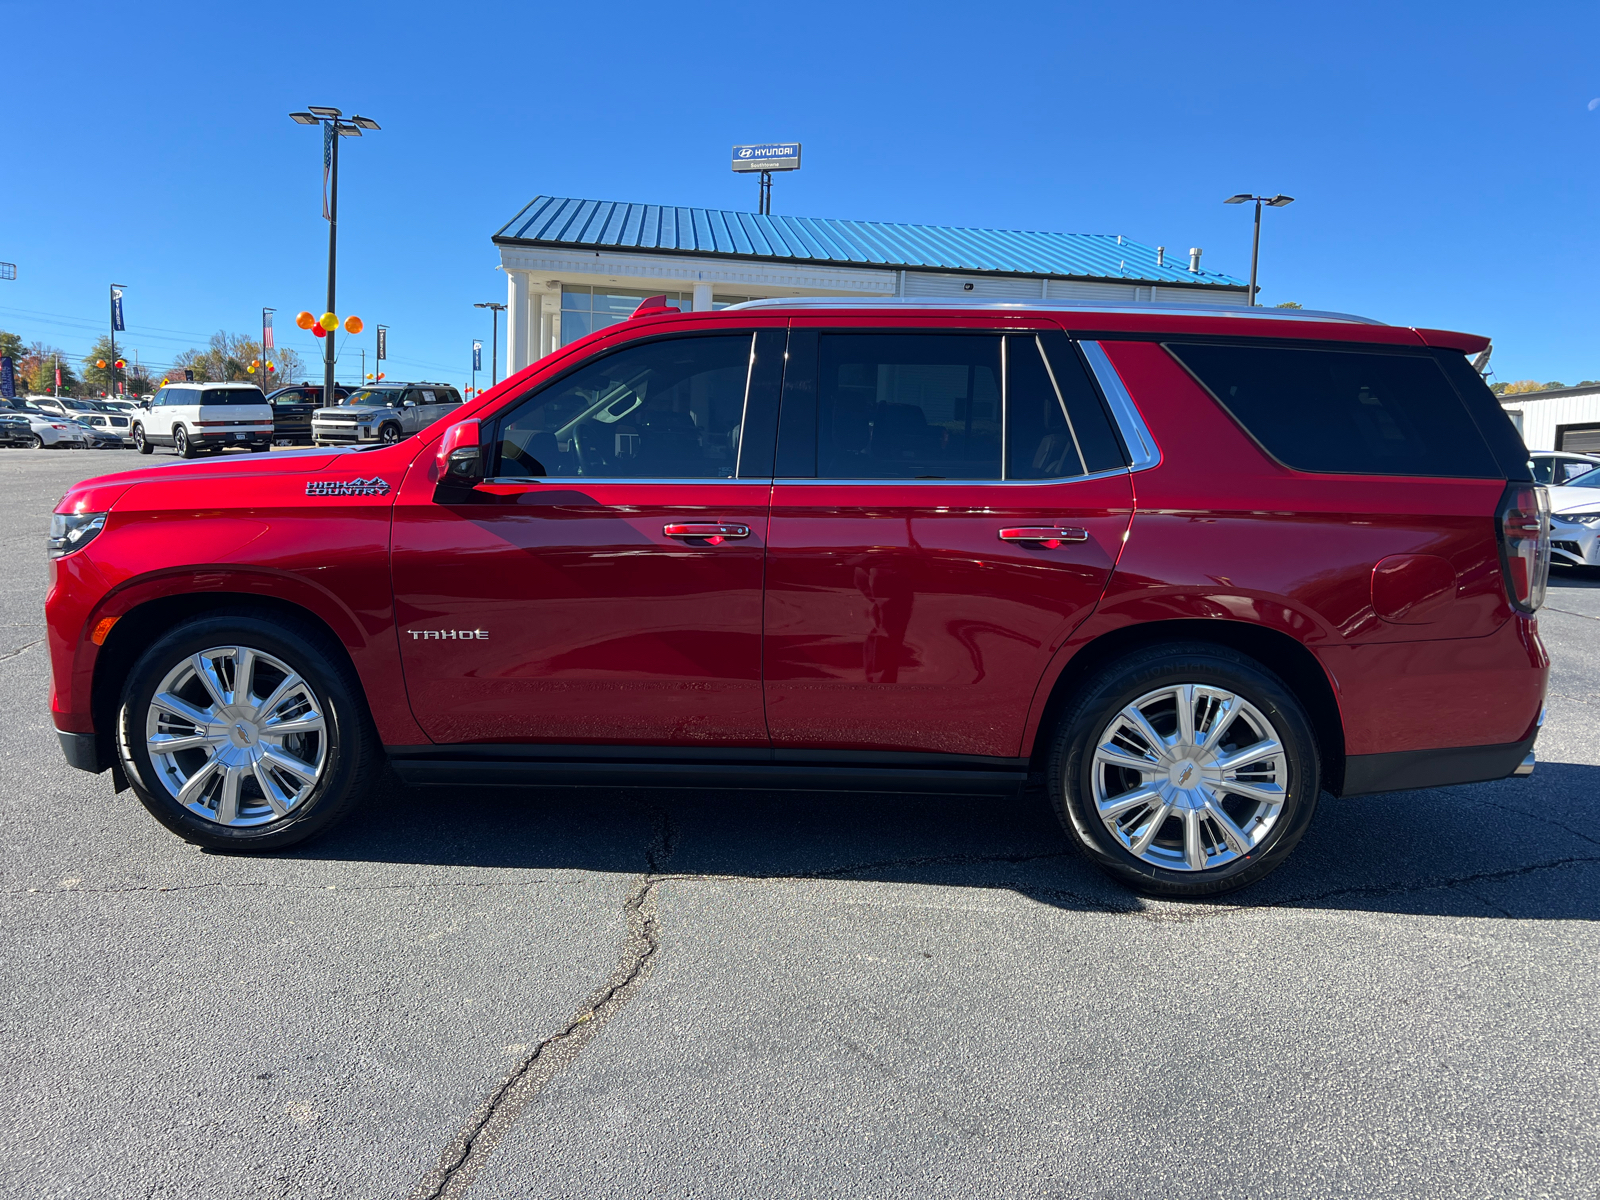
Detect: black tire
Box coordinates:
(250, 442, 270, 453)
(133, 424, 153, 454)
(116, 611, 378, 851)
(26, 433, 44, 449)
(173, 427, 196, 459)
(379, 423, 402, 445)
(1046, 642, 1321, 897)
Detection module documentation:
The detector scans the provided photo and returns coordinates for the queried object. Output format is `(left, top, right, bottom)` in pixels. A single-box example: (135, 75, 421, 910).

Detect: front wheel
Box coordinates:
(379, 423, 402, 446)
(117, 612, 378, 851)
(1047, 643, 1321, 897)
(133, 424, 153, 454)
(174, 426, 196, 459)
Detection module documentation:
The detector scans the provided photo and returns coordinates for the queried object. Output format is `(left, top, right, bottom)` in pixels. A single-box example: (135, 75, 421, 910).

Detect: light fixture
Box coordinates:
(307, 105, 341, 117)
(1266, 194, 1295, 208)
(336, 124, 362, 137)
(1224, 194, 1253, 204)
(1221, 193, 1296, 306)
(352, 116, 380, 131)
(289, 112, 318, 125)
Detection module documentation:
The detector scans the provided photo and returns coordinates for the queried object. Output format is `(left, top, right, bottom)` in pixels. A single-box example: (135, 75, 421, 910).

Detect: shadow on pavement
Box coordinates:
(280, 761, 1600, 923)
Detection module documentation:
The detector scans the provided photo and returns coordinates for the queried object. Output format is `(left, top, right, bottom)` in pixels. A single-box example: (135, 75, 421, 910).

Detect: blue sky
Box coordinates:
(2, 0, 1595, 389)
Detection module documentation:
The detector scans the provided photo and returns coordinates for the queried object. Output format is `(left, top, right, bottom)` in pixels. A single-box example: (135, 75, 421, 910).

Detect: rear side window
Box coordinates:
(1168, 343, 1502, 479)
(816, 334, 1001, 479)
(1008, 334, 1126, 479)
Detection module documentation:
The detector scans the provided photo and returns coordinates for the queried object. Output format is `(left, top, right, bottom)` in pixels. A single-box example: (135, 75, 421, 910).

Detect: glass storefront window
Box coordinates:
(559, 286, 697, 347)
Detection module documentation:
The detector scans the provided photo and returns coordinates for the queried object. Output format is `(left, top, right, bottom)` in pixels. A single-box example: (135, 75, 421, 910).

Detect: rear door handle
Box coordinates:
(664, 522, 750, 544)
(998, 526, 1088, 547)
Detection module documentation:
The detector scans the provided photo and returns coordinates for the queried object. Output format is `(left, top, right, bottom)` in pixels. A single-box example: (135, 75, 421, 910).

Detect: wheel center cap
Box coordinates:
(227, 718, 259, 748)
(1169, 759, 1202, 789)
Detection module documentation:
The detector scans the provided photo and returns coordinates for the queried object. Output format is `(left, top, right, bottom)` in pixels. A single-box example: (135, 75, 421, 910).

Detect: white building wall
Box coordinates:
(1500, 387, 1600, 451)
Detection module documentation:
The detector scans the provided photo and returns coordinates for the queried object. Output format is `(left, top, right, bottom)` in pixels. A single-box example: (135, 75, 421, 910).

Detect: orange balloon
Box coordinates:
(295, 311, 316, 330)
(95, 359, 106, 368)
(343, 316, 363, 334)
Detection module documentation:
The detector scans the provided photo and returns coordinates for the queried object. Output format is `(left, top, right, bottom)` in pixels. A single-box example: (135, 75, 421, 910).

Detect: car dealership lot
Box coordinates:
(3, 449, 1596, 1199)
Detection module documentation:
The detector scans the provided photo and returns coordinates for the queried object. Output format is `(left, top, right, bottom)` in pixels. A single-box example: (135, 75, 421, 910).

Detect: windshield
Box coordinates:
(342, 389, 402, 408)
(1564, 468, 1600, 488)
(201, 388, 267, 405)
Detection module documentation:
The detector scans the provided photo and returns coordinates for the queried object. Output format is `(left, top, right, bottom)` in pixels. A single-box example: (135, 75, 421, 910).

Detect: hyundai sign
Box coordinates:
(732, 143, 801, 173)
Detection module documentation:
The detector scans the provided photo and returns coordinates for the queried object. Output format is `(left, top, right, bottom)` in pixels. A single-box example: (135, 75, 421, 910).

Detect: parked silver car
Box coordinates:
(1, 403, 89, 448)
(311, 383, 463, 446)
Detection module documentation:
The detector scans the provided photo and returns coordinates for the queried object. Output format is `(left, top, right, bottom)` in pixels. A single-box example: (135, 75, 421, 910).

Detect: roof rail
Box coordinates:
(722, 297, 1385, 325)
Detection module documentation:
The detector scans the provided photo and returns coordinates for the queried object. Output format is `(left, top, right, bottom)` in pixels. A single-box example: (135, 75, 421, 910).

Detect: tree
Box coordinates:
(0, 329, 23, 366)
(80, 335, 128, 396)
(166, 332, 303, 387)
(1274, 301, 1303, 309)
(1500, 380, 1551, 396)
(22, 342, 77, 396)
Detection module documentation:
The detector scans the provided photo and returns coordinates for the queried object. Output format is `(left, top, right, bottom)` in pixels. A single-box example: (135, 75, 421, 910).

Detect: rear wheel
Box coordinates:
(1047, 643, 1321, 897)
(25, 433, 43, 449)
(174, 427, 196, 459)
(117, 612, 378, 851)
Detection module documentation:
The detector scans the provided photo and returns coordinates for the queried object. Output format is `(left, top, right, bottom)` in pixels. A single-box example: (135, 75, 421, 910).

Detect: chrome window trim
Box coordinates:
(770, 469, 1131, 487)
(479, 470, 1132, 487)
(1079, 341, 1159, 472)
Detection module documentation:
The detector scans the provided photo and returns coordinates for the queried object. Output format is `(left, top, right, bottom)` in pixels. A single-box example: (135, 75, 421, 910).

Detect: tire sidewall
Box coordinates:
(118, 614, 368, 850)
(27, 433, 43, 449)
(380, 423, 400, 445)
(174, 427, 191, 458)
(1050, 645, 1321, 897)
(133, 424, 152, 453)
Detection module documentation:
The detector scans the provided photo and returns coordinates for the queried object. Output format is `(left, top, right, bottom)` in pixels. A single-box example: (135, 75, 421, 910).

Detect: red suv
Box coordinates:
(44, 301, 1549, 896)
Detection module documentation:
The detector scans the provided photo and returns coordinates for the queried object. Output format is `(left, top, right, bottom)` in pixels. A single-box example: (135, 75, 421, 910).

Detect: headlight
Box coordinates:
(48, 511, 107, 558)
(1562, 513, 1600, 526)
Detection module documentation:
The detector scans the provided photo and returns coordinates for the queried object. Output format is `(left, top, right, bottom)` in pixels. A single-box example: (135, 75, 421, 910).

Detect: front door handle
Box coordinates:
(664, 522, 750, 545)
(998, 526, 1088, 548)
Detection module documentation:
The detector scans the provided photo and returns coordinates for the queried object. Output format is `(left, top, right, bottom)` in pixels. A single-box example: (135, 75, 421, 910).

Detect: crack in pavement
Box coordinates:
(408, 808, 679, 1200)
(0, 638, 43, 664)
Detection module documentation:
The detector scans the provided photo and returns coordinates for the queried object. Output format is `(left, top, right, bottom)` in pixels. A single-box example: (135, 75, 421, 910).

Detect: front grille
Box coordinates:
(1553, 540, 1582, 557)
(315, 430, 364, 443)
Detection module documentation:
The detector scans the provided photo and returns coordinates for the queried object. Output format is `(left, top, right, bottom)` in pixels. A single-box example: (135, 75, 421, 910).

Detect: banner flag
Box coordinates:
(322, 123, 333, 220)
(55, 361, 61, 389)
(473, 341, 482, 371)
(0, 356, 14, 399)
(376, 326, 387, 360)
(263, 311, 275, 351)
(111, 287, 125, 332)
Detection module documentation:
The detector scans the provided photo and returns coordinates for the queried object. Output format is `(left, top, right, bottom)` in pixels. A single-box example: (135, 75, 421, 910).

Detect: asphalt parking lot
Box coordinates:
(3, 447, 1596, 1200)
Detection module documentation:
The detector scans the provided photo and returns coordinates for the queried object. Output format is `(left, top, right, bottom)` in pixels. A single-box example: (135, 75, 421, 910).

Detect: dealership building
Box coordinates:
(1499, 383, 1600, 453)
(492, 195, 1250, 373)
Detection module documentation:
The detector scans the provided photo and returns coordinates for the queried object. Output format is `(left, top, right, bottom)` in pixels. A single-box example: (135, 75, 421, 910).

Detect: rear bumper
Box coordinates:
(57, 728, 107, 774)
(1341, 730, 1538, 796)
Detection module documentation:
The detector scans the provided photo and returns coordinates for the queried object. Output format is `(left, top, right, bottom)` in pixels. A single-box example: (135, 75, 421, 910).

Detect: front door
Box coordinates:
(764, 327, 1135, 758)
(391, 328, 784, 745)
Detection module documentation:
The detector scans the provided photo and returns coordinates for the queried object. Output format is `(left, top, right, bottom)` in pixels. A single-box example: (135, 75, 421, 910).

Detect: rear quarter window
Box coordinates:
(1166, 342, 1503, 479)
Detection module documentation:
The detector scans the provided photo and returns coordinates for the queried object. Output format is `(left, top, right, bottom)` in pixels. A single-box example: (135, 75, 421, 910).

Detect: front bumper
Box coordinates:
(1549, 515, 1600, 566)
(312, 423, 374, 445)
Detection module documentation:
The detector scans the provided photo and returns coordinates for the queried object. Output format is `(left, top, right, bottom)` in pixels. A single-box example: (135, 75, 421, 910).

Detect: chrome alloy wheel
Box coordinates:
(1091, 684, 1288, 873)
(143, 645, 328, 827)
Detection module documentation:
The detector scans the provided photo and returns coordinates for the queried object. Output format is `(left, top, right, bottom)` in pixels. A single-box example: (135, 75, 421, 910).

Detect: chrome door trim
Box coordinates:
(1078, 341, 1160, 472)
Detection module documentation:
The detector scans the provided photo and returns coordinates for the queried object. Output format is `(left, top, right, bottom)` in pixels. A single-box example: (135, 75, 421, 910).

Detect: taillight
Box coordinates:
(1496, 482, 1550, 614)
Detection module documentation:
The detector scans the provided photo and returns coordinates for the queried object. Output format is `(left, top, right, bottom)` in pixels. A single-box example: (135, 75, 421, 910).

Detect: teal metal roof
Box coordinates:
(493, 195, 1245, 289)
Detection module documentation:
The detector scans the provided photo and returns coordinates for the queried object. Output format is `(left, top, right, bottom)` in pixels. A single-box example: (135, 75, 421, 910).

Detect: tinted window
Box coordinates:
(816, 334, 1000, 479)
(272, 390, 307, 406)
(1008, 334, 1126, 479)
(438, 388, 462, 406)
(1168, 343, 1501, 479)
(494, 334, 752, 479)
(345, 389, 402, 408)
(199, 388, 266, 405)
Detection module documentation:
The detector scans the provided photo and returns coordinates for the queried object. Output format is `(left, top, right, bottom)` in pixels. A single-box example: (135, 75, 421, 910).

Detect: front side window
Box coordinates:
(816, 334, 1001, 479)
(494, 334, 752, 479)
(1168, 342, 1502, 478)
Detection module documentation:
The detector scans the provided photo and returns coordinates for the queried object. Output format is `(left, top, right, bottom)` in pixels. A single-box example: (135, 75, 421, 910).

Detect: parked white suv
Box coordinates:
(311, 383, 464, 446)
(132, 383, 274, 457)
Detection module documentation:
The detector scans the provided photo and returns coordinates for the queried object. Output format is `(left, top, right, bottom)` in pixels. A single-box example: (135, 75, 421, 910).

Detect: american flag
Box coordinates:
(263, 311, 275, 350)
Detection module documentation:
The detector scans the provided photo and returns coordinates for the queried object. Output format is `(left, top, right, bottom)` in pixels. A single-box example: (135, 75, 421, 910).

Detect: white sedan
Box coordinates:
(2, 404, 89, 449)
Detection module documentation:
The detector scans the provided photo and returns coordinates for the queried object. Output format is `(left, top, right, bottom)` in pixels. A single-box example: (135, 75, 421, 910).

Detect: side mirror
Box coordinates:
(435, 418, 483, 484)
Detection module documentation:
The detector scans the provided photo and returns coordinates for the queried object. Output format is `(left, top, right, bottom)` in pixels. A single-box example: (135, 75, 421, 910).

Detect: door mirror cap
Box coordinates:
(436, 418, 483, 484)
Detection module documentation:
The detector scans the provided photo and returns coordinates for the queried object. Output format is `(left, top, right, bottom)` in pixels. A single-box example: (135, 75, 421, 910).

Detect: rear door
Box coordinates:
(763, 324, 1134, 757)
(391, 327, 785, 745)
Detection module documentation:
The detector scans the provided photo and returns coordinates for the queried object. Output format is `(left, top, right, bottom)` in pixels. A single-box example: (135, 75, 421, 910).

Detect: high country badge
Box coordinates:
(306, 477, 391, 497)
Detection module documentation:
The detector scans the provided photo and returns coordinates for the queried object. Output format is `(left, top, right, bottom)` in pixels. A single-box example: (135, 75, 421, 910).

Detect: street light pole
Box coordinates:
(474, 302, 506, 386)
(290, 107, 380, 407)
(1224, 193, 1294, 306)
